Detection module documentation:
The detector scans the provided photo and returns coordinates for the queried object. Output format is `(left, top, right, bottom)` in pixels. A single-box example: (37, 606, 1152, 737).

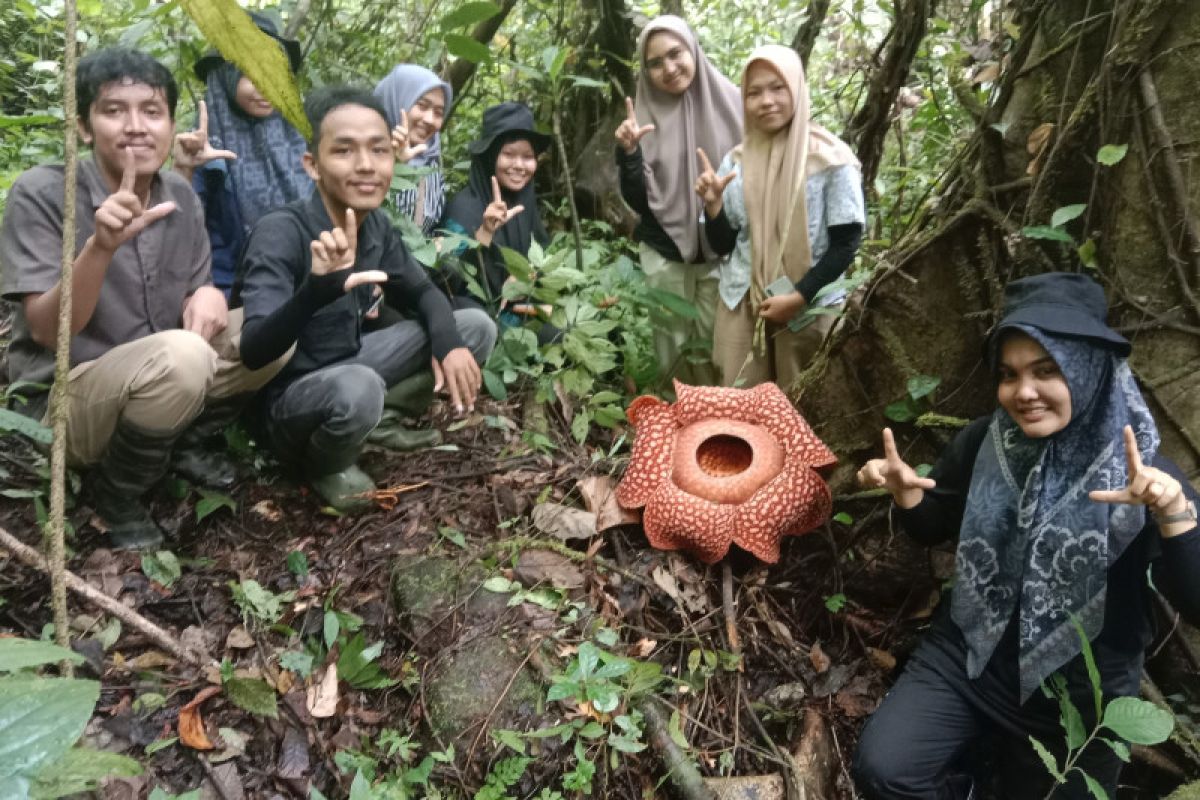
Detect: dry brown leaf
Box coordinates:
(809, 642, 831, 674)
(971, 61, 1000, 85)
(834, 689, 878, 718)
(514, 549, 586, 589)
(225, 626, 255, 650)
(576, 475, 641, 532)
(251, 499, 284, 522)
(629, 638, 657, 658)
(531, 502, 597, 540)
(306, 663, 339, 718)
(1026, 122, 1055, 176)
(178, 686, 220, 750)
(129, 650, 174, 670)
(866, 647, 897, 672)
(274, 670, 296, 695)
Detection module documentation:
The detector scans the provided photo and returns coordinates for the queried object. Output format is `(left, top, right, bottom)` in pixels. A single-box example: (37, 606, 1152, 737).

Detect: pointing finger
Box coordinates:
(625, 96, 636, 123)
(504, 204, 525, 222)
(1122, 425, 1144, 474)
(331, 226, 349, 255)
(400, 108, 409, 133)
(198, 100, 209, 137)
(718, 171, 737, 190)
(491, 176, 502, 204)
(344, 208, 358, 254)
(697, 148, 714, 175)
(1089, 488, 1130, 504)
(120, 146, 137, 194)
(882, 427, 901, 464)
(211, 149, 238, 161)
(140, 201, 177, 226)
(637, 123, 656, 139)
(343, 269, 388, 292)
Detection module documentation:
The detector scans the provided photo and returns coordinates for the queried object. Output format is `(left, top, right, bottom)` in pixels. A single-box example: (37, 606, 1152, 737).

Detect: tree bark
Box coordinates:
(445, 0, 520, 97)
(791, 0, 832, 69)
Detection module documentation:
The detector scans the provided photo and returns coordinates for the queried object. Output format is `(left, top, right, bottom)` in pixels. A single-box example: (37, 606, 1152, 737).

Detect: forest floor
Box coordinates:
(0, 309, 1195, 799)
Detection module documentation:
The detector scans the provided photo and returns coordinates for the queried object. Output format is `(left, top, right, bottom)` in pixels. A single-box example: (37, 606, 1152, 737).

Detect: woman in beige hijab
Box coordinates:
(696, 44, 864, 388)
(614, 16, 743, 387)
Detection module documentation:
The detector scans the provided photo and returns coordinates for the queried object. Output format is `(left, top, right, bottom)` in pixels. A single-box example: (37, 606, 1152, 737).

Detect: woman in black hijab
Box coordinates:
(440, 102, 559, 344)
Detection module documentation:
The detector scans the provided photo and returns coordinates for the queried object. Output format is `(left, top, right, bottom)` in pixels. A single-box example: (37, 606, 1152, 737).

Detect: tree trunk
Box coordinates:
(799, 0, 1200, 487)
(791, 0, 832, 69)
(445, 0, 520, 97)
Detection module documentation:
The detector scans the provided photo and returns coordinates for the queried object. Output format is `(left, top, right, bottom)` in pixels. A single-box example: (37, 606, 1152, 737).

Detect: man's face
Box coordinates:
(303, 103, 393, 213)
(78, 79, 174, 190)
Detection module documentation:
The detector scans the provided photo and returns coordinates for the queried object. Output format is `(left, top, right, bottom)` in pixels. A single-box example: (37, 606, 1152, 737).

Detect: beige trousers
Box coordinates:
(55, 309, 285, 466)
(713, 298, 839, 390)
(639, 243, 719, 386)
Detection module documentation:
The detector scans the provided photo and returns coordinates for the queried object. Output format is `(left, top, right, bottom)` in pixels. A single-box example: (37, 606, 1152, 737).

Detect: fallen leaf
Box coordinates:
(225, 626, 255, 650)
(306, 663, 339, 718)
(206, 762, 245, 800)
(629, 638, 657, 658)
(274, 669, 296, 695)
(1026, 122, 1055, 176)
(809, 642, 831, 674)
(178, 686, 220, 750)
(210, 726, 249, 763)
(277, 725, 310, 779)
(513, 549, 585, 589)
(576, 476, 640, 532)
(834, 688, 878, 718)
(251, 499, 284, 522)
(129, 650, 174, 670)
(531, 502, 597, 540)
(761, 681, 808, 708)
(866, 647, 897, 672)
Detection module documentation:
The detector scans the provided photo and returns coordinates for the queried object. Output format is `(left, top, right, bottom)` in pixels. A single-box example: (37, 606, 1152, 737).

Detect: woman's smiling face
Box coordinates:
(996, 331, 1073, 438)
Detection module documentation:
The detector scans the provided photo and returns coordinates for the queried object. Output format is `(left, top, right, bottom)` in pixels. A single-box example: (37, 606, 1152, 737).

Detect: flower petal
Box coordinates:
(732, 461, 832, 563)
(750, 383, 836, 468)
(673, 380, 759, 425)
(643, 479, 736, 564)
(616, 399, 677, 509)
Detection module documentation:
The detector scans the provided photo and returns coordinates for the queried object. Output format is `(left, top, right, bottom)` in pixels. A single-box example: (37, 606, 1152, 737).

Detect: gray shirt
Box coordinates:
(1, 158, 211, 404)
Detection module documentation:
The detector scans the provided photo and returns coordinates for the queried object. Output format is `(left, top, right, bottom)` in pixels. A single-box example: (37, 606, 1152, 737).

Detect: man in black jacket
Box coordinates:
(237, 85, 495, 510)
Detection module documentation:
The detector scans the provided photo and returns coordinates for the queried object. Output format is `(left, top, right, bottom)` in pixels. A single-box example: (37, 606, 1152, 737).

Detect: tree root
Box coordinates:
(0, 525, 208, 666)
(639, 699, 717, 800)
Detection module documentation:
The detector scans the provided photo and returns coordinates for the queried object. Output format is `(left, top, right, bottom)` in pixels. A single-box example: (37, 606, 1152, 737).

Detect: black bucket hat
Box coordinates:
(986, 272, 1131, 358)
(467, 101, 552, 156)
(194, 11, 303, 82)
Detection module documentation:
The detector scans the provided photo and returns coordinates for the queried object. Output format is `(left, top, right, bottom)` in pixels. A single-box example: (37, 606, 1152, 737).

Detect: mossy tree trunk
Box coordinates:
(798, 0, 1200, 487)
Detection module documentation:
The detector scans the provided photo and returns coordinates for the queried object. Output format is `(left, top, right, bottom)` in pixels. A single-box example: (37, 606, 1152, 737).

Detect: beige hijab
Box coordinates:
(738, 45, 858, 303)
(634, 16, 743, 263)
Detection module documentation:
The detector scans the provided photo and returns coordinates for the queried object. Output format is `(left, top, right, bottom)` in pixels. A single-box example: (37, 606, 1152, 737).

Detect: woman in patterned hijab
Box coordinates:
(850, 273, 1200, 798)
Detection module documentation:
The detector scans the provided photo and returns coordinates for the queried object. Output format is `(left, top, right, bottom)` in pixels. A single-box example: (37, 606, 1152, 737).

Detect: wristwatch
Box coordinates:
(1156, 500, 1198, 526)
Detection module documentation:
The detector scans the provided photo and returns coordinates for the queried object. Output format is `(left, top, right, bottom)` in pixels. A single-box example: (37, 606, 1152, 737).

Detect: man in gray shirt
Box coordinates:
(0, 48, 284, 548)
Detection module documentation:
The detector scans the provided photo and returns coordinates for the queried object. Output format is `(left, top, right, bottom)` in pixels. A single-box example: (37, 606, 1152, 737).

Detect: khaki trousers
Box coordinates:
(639, 243, 719, 386)
(55, 309, 285, 466)
(713, 298, 839, 390)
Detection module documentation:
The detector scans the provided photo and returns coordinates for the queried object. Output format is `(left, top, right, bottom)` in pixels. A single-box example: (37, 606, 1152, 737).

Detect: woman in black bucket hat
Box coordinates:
(851, 272, 1200, 798)
(438, 102, 560, 345)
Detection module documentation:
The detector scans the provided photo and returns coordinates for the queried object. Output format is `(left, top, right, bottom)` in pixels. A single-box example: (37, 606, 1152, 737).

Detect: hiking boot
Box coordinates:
(309, 465, 376, 513)
(90, 419, 180, 550)
(383, 371, 436, 417)
(366, 418, 442, 451)
(170, 397, 246, 489)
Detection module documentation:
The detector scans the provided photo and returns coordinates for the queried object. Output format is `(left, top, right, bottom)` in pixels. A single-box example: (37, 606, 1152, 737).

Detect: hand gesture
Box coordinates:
(182, 285, 228, 342)
(614, 97, 655, 155)
(309, 209, 388, 293)
(172, 101, 237, 175)
(431, 348, 481, 415)
(694, 148, 735, 217)
(477, 176, 524, 246)
(856, 428, 936, 508)
(1089, 426, 1188, 520)
(391, 109, 430, 163)
(92, 148, 177, 253)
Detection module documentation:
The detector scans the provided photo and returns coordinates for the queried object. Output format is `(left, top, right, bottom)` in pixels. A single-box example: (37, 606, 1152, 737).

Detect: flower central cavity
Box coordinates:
(696, 434, 754, 477)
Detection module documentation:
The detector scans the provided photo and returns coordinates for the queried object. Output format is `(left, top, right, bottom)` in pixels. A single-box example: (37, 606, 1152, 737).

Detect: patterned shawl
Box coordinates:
(203, 63, 311, 230)
(951, 326, 1159, 701)
(374, 64, 452, 234)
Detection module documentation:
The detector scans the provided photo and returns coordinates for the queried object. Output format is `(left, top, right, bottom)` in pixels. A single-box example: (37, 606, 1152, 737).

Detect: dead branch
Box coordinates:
(0, 525, 208, 665)
(639, 699, 717, 800)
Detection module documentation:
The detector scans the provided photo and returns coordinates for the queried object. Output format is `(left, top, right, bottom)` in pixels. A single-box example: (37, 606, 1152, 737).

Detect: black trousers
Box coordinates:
(852, 625, 1123, 799)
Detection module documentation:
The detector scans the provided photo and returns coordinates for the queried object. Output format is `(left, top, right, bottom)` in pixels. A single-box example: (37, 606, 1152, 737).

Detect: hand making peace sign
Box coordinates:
(92, 147, 178, 254)
(476, 176, 525, 247)
(391, 108, 430, 163)
(1089, 426, 1193, 530)
(856, 427, 937, 509)
(171, 100, 238, 178)
(614, 97, 656, 155)
(309, 208, 388, 293)
(694, 147, 736, 218)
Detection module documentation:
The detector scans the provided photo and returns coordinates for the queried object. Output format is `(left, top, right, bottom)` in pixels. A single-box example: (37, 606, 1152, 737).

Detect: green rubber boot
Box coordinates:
(90, 419, 179, 550)
(366, 418, 443, 451)
(309, 465, 376, 513)
(383, 371, 436, 417)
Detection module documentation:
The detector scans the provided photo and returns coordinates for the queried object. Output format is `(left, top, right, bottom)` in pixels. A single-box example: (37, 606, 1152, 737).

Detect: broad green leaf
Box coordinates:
(178, 0, 309, 139)
(348, 770, 372, 800)
(668, 710, 689, 749)
(286, 550, 309, 578)
(1056, 692, 1086, 750)
(0, 640, 84, 673)
(1027, 736, 1065, 782)
(0, 114, 59, 129)
(1101, 696, 1174, 744)
(1022, 225, 1074, 243)
(440, 1, 500, 29)
(1100, 737, 1130, 762)
(1071, 617, 1103, 720)
(1050, 204, 1087, 228)
(906, 374, 941, 400)
(1096, 144, 1128, 166)
(195, 490, 235, 523)
(0, 408, 52, 445)
(645, 288, 700, 320)
(482, 368, 508, 400)
(323, 610, 339, 649)
(279, 650, 314, 678)
(444, 33, 491, 63)
(1077, 238, 1098, 269)
(1079, 770, 1109, 800)
(884, 397, 920, 422)
(492, 729, 526, 754)
(223, 678, 278, 719)
(0, 676, 99, 786)
(833, 512, 854, 525)
(338, 633, 396, 689)
(30, 747, 141, 799)
(141, 550, 181, 589)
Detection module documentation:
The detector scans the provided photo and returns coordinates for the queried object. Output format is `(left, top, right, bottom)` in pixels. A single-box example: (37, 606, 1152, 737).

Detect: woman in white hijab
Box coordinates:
(614, 16, 743, 387)
(696, 44, 865, 388)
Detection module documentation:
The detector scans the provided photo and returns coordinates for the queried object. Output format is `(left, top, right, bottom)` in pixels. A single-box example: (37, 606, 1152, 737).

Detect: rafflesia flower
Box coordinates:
(616, 381, 836, 564)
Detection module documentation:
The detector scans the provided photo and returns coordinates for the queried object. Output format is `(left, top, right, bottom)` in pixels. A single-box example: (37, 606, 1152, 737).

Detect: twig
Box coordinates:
(720, 562, 741, 664)
(638, 699, 716, 800)
(738, 679, 803, 800)
(0, 525, 208, 665)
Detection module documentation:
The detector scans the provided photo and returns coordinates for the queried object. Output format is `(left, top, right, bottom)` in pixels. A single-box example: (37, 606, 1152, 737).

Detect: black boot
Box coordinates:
(171, 397, 245, 489)
(90, 419, 181, 550)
